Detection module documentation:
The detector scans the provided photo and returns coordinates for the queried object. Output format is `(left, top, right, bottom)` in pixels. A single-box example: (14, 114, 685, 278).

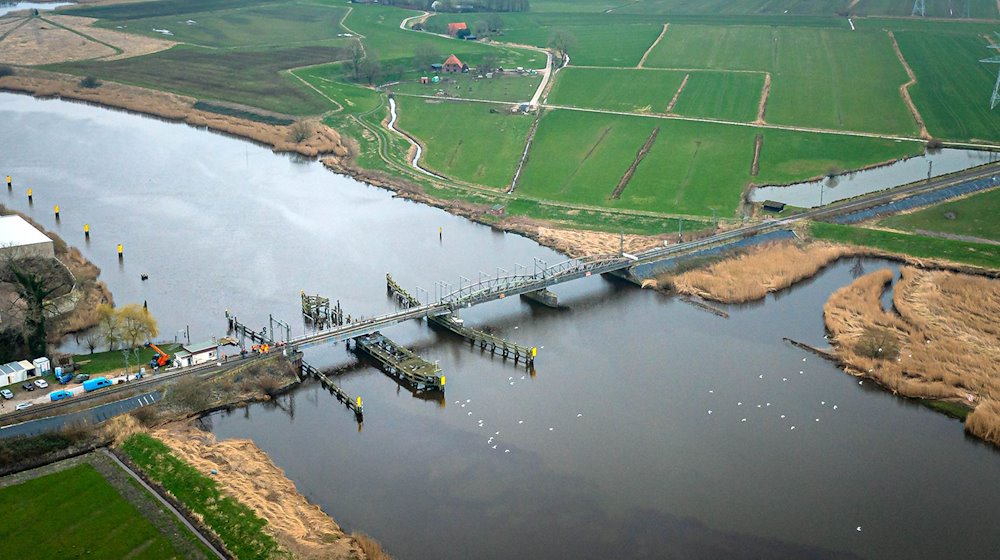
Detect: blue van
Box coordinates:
(82, 377, 114, 392)
(49, 390, 73, 401)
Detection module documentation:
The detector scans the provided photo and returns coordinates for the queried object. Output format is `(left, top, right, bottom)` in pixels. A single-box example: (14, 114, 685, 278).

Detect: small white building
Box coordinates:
(32, 357, 51, 374)
(174, 340, 219, 367)
(1, 360, 35, 387)
(0, 215, 55, 259)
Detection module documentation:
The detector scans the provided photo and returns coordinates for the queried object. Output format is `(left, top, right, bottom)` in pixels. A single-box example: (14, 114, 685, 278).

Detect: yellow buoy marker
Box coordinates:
(27, 188, 32, 202)
(54, 205, 60, 219)
(84, 223, 90, 238)
(117, 243, 123, 258)
(356, 396, 363, 409)
(6, 175, 11, 188)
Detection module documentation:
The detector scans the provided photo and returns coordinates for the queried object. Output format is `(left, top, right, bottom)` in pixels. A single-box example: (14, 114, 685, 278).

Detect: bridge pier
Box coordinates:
(520, 289, 558, 307)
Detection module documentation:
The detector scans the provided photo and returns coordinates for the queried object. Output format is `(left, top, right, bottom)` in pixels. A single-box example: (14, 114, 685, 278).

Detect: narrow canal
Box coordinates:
(3, 93, 998, 560)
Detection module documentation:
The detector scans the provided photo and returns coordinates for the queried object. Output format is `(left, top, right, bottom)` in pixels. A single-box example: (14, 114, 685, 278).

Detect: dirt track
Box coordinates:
(887, 30, 931, 140)
(637, 23, 668, 69)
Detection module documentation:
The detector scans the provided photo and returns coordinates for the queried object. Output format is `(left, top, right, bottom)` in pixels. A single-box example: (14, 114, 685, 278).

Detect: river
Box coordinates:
(2, 93, 998, 560)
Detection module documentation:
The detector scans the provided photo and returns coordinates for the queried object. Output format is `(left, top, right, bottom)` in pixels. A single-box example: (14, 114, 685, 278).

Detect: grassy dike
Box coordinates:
(810, 222, 1000, 269)
(119, 432, 281, 560)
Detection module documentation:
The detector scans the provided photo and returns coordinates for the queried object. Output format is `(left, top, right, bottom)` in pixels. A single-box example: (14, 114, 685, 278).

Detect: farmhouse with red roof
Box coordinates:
(447, 22, 468, 37)
(442, 54, 468, 74)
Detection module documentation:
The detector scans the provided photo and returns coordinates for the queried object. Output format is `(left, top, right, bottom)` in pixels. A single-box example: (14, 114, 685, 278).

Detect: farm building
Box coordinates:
(0, 215, 54, 259)
(174, 340, 219, 367)
(0, 360, 35, 387)
(447, 22, 467, 37)
(442, 54, 468, 74)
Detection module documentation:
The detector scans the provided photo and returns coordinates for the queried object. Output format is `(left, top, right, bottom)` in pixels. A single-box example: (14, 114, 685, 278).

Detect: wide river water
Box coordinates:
(2, 93, 998, 559)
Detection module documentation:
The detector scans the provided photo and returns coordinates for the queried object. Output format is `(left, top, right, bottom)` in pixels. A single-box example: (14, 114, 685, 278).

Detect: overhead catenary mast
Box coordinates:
(911, 0, 925, 17)
(981, 34, 1000, 110)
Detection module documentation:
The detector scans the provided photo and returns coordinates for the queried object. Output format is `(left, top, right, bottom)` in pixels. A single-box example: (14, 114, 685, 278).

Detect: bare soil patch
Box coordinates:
(664, 73, 688, 113)
(636, 23, 667, 69)
(887, 30, 931, 140)
(152, 424, 367, 560)
(611, 126, 659, 199)
(659, 241, 853, 303)
(47, 15, 175, 60)
(754, 72, 771, 125)
(0, 17, 114, 65)
(824, 267, 1000, 445)
(750, 133, 763, 176)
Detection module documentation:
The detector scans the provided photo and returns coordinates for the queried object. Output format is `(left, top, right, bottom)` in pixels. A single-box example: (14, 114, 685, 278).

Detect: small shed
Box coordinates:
(762, 200, 786, 212)
(420, 76, 430, 84)
(174, 340, 219, 368)
(0, 360, 35, 387)
(0, 215, 54, 259)
(32, 357, 51, 374)
(447, 22, 468, 37)
(430, 63, 443, 72)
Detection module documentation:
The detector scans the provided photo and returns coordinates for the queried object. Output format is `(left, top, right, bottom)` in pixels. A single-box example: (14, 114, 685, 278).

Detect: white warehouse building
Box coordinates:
(0, 215, 55, 259)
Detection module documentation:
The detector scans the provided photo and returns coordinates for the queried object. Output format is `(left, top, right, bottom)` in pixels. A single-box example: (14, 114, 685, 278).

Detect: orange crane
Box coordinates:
(146, 342, 171, 367)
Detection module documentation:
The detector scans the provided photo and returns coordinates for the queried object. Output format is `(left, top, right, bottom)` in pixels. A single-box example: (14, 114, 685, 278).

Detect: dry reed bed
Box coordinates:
(152, 424, 368, 560)
(659, 241, 852, 303)
(824, 267, 1000, 445)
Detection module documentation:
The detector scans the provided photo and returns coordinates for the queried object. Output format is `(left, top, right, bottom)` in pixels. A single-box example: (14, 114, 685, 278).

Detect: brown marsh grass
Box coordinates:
(824, 267, 1000, 445)
(662, 241, 852, 303)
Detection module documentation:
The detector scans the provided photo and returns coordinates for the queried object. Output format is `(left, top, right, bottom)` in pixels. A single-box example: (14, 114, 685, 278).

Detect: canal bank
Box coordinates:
(4, 94, 1000, 560)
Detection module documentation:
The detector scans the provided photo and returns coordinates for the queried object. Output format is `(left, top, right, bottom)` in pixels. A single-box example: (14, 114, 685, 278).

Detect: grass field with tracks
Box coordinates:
(893, 30, 1000, 143)
(84, 1, 350, 49)
(396, 99, 534, 188)
(644, 25, 918, 134)
(0, 464, 187, 559)
(670, 71, 764, 122)
(392, 72, 541, 103)
(516, 109, 921, 215)
(547, 68, 687, 113)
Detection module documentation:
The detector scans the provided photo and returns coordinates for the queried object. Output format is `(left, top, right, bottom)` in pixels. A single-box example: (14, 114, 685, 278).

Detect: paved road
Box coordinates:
(0, 391, 161, 439)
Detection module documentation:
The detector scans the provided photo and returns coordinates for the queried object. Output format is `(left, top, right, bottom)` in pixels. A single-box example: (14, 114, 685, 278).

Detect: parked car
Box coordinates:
(0, 389, 13, 400)
(33, 379, 49, 389)
(15, 402, 32, 410)
(72, 374, 90, 384)
(21, 382, 35, 391)
(82, 377, 114, 392)
(49, 390, 73, 402)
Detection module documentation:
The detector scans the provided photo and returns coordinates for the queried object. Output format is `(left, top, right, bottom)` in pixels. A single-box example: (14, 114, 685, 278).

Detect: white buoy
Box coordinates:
(577, 413, 583, 417)
(518, 420, 524, 424)
(548, 427, 554, 431)
(708, 410, 713, 415)
(790, 426, 796, 430)
(741, 418, 747, 422)
(780, 415, 785, 419)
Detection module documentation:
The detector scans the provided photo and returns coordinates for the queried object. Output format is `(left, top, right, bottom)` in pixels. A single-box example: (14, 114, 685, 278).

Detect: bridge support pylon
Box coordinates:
(520, 289, 558, 307)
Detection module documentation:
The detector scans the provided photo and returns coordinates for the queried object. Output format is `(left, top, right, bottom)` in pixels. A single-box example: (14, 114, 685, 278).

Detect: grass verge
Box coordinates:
(120, 432, 280, 560)
(810, 221, 1000, 269)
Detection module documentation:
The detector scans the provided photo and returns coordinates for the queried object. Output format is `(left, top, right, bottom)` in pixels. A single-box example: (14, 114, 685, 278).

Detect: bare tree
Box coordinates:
(0, 253, 72, 357)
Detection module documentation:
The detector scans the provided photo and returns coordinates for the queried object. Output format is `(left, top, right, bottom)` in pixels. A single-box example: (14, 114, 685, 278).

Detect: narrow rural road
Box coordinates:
(637, 23, 668, 68)
(102, 448, 228, 560)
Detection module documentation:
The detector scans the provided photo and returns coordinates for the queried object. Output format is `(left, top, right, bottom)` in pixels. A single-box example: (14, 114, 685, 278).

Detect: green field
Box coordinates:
(342, 4, 543, 69)
(121, 433, 279, 560)
(392, 72, 541, 103)
(670, 71, 764, 122)
(431, 12, 664, 67)
(894, 30, 1000, 143)
(644, 25, 918, 134)
(517, 109, 921, 215)
(753, 129, 921, 184)
(0, 463, 187, 559)
(547, 68, 687, 113)
(879, 187, 1000, 241)
(811, 222, 1000, 268)
(396, 99, 533, 188)
(74, 343, 182, 375)
(51, 45, 343, 115)
(87, 1, 350, 49)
